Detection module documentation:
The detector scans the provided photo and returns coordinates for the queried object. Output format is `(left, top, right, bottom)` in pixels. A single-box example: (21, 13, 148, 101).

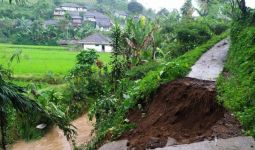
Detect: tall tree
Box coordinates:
(181, 0, 194, 18)
(223, 0, 247, 19)
(111, 23, 126, 90)
(236, 0, 247, 15)
(128, 1, 144, 14)
(196, 0, 210, 16)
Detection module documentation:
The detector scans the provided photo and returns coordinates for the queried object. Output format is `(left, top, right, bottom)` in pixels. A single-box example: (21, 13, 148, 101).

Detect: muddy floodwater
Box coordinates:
(11, 114, 94, 150)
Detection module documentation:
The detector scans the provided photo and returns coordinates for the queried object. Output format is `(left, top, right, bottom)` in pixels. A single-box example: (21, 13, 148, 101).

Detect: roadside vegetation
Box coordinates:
(217, 9, 255, 137)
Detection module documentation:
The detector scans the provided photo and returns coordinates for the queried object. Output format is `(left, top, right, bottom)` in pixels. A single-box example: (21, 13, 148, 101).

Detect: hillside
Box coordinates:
(217, 18, 255, 137)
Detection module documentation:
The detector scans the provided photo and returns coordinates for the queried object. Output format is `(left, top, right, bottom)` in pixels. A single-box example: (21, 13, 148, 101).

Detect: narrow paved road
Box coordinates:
(156, 137, 255, 150)
(11, 114, 94, 150)
(187, 39, 229, 81)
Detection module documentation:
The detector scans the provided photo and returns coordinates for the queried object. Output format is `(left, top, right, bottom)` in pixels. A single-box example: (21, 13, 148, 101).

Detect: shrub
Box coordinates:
(209, 22, 229, 35)
(67, 49, 101, 100)
(125, 61, 161, 80)
(176, 21, 212, 53)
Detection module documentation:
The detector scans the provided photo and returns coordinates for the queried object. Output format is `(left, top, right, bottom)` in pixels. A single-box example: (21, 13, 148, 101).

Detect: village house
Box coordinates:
(60, 3, 87, 12)
(53, 7, 65, 19)
(69, 11, 83, 26)
(52, 5, 112, 30)
(79, 33, 112, 52)
(53, 3, 87, 20)
(114, 11, 128, 19)
(84, 11, 112, 31)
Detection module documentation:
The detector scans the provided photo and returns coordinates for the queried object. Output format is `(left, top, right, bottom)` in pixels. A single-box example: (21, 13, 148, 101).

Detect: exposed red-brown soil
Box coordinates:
(120, 77, 241, 150)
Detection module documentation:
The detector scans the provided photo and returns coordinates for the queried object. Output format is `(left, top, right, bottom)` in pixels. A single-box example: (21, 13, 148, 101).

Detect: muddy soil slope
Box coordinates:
(120, 78, 241, 150)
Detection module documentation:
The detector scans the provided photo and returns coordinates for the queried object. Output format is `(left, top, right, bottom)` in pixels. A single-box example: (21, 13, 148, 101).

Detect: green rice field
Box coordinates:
(0, 43, 111, 77)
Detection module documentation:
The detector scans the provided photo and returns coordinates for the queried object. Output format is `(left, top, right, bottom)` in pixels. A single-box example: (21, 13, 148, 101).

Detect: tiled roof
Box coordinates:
(96, 19, 112, 28)
(69, 11, 82, 19)
(79, 33, 112, 45)
(60, 3, 84, 8)
(84, 11, 109, 19)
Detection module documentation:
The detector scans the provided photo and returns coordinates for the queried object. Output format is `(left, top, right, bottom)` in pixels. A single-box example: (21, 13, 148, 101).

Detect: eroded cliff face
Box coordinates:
(120, 78, 241, 150)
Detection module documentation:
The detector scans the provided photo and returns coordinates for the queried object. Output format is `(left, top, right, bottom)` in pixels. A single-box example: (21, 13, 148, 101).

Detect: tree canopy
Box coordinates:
(128, 1, 144, 14)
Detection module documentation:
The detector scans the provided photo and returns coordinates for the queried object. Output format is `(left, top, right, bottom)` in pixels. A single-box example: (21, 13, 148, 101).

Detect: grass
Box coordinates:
(217, 21, 255, 137)
(0, 43, 111, 77)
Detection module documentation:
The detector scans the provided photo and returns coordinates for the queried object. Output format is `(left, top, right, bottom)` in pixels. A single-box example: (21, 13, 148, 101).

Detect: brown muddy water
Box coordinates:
(10, 114, 94, 150)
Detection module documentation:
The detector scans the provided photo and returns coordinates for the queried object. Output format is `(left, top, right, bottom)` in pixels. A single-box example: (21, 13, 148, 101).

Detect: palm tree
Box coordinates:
(0, 66, 75, 150)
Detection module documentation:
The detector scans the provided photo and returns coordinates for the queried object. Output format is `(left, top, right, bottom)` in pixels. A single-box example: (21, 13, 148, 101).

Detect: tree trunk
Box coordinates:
(237, 0, 247, 15)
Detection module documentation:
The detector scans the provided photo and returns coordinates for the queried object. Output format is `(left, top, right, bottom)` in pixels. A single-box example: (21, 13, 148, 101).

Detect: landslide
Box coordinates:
(120, 77, 241, 150)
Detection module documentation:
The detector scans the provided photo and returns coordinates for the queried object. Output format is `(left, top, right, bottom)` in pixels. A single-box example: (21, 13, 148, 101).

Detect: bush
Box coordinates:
(176, 21, 212, 53)
(209, 23, 229, 35)
(125, 61, 161, 80)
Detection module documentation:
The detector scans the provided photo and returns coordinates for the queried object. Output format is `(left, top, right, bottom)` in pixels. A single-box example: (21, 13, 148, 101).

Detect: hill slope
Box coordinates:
(217, 20, 255, 137)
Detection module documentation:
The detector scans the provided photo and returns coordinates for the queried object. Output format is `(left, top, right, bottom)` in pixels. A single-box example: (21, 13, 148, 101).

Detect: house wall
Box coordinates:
(83, 44, 112, 52)
(78, 8, 87, 12)
(54, 10, 65, 16)
(105, 45, 112, 52)
(72, 18, 82, 24)
(61, 7, 87, 12)
(61, 7, 77, 11)
(96, 25, 111, 32)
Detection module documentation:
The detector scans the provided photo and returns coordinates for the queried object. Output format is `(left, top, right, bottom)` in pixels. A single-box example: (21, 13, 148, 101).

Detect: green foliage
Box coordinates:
(207, 20, 229, 35)
(68, 49, 100, 100)
(124, 18, 158, 65)
(217, 20, 255, 137)
(176, 20, 212, 53)
(86, 32, 228, 150)
(159, 12, 229, 59)
(181, 0, 194, 18)
(1, 0, 53, 19)
(110, 23, 126, 88)
(125, 61, 161, 80)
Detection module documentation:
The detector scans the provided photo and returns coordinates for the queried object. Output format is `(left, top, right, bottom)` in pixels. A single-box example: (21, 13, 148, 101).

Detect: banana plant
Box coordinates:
(124, 17, 160, 65)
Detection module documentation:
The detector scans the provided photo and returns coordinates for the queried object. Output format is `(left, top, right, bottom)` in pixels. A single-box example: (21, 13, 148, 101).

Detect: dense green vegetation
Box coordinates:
(217, 14, 255, 137)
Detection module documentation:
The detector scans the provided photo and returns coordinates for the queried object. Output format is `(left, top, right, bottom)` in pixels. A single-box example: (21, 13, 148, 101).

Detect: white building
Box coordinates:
(53, 7, 65, 19)
(60, 3, 87, 12)
(79, 33, 112, 52)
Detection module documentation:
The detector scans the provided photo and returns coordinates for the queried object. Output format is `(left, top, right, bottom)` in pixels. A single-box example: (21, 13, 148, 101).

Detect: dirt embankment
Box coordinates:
(120, 77, 241, 150)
